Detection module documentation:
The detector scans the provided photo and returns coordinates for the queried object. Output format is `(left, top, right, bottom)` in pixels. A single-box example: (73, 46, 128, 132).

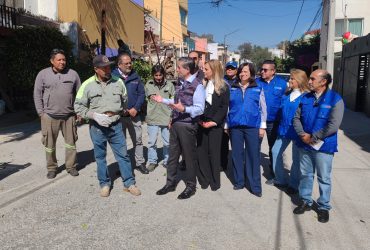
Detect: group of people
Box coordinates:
(33, 48, 344, 223)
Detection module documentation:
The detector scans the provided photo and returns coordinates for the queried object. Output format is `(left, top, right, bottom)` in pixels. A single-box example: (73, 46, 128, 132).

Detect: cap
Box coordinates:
(225, 61, 238, 69)
(93, 55, 113, 67)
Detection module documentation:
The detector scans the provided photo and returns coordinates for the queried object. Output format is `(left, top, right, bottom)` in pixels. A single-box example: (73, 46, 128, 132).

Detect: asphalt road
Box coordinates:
(0, 110, 369, 249)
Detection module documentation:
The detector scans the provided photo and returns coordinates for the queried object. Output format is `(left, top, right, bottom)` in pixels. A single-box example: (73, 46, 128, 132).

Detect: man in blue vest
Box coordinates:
(224, 61, 238, 87)
(256, 60, 287, 181)
(152, 57, 205, 199)
(293, 69, 344, 223)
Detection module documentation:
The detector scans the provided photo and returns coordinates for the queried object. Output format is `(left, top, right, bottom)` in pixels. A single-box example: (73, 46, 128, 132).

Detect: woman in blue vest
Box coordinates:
(271, 69, 309, 194)
(197, 59, 229, 191)
(227, 62, 267, 197)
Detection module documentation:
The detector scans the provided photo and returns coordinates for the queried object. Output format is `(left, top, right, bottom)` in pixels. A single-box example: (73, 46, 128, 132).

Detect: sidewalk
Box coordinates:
(0, 109, 369, 249)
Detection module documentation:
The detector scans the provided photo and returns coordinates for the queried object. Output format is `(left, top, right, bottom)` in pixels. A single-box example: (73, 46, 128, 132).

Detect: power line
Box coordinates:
(288, 0, 305, 41)
(306, 2, 323, 32)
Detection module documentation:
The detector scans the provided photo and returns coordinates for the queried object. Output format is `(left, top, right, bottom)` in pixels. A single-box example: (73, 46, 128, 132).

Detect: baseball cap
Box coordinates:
(225, 61, 238, 69)
(93, 55, 114, 67)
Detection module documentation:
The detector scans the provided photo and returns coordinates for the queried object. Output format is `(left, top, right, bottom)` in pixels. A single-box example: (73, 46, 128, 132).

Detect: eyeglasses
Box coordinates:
(261, 68, 271, 72)
(51, 48, 65, 55)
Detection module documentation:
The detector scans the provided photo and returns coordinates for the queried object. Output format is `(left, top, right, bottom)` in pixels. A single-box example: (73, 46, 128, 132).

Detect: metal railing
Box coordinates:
(0, 4, 17, 29)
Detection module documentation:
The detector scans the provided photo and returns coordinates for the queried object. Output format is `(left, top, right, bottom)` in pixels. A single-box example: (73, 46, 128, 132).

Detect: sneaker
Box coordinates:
(47, 171, 56, 179)
(124, 185, 141, 196)
(100, 186, 110, 197)
(147, 163, 157, 172)
(68, 168, 79, 176)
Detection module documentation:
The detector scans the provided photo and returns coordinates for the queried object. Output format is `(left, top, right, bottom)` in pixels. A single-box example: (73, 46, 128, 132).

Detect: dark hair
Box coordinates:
(117, 52, 132, 64)
(50, 49, 65, 59)
(151, 64, 165, 82)
(188, 50, 200, 58)
(237, 62, 256, 85)
(262, 59, 276, 69)
(321, 71, 332, 86)
(178, 57, 196, 75)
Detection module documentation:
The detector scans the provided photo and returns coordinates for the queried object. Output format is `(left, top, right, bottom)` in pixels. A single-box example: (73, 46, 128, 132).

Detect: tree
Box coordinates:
(238, 42, 252, 60)
(198, 33, 215, 43)
(238, 42, 272, 69)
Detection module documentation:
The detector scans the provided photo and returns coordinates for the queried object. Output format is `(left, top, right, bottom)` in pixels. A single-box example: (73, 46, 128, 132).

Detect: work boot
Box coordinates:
(68, 168, 79, 176)
(47, 171, 56, 179)
(100, 186, 110, 197)
(136, 164, 149, 174)
(124, 185, 141, 196)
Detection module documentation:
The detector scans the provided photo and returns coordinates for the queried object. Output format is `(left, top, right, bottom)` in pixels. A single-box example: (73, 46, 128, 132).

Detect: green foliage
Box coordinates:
(74, 61, 94, 83)
(132, 59, 152, 84)
(282, 34, 320, 74)
(5, 26, 74, 90)
(238, 42, 272, 69)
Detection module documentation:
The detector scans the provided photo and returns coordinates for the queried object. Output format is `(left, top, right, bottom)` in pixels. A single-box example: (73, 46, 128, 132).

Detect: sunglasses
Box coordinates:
(261, 68, 271, 72)
(226, 67, 237, 70)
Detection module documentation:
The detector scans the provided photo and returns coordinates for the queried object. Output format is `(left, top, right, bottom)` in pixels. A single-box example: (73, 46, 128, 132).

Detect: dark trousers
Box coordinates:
(166, 122, 198, 187)
(221, 131, 229, 171)
(260, 121, 279, 177)
(196, 126, 223, 190)
(231, 127, 261, 194)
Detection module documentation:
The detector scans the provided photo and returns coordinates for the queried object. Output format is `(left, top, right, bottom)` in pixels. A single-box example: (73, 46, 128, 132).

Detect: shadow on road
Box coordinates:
(0, 162, 32, 181)
(56, 149, 95, 174)
(0, 121, 40, 144)
(340, 110, 370, 153)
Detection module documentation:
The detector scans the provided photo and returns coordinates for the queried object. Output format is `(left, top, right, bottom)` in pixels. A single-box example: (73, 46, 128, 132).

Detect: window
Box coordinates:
(335, 18, 363, 38)
(180, 7, 187, 25)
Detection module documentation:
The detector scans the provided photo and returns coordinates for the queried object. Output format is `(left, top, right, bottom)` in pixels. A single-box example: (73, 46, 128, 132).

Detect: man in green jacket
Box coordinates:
(74, 55, 141, 197)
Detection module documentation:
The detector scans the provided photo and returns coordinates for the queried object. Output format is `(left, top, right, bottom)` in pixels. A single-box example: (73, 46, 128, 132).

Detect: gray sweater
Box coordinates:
(34, 67, 81, 117)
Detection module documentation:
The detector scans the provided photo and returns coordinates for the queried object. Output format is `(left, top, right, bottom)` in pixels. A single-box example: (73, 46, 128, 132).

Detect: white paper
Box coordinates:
(311, 140, 324, 151)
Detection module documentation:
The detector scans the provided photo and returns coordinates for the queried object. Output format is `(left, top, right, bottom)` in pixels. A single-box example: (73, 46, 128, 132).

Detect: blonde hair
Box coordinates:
(290, 69, 309, 92)
(204, 59, 227, 95)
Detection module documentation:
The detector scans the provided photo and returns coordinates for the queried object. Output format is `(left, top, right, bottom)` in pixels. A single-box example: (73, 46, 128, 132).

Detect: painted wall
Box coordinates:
(58, 0, 144, 53)
(334, 0, 370, 53)
(144, 0, 185, 44)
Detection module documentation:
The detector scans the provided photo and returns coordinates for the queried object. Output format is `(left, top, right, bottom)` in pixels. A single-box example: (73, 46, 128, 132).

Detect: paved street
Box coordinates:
(0, 109, 370, 249)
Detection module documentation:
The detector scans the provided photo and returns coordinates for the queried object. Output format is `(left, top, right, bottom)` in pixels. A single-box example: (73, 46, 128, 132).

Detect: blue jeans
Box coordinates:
(298, 147, 334, 210)
(147, 125, 169, 165)
(89, 122, 135, 188)
(271, 136, 300, 189)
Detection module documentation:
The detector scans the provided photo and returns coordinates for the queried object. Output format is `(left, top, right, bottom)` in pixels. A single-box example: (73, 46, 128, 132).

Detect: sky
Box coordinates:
(187, 0, 323, 50)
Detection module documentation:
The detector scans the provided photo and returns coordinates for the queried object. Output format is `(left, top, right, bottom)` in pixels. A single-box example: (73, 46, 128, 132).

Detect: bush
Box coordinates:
(132, 59, 152, 84)
(5, 26, 74, 90)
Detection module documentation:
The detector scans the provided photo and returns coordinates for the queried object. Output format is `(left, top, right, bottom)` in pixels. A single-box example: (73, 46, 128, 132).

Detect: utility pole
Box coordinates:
(159, 0, 163, 45)
(319, 0, 335, 75)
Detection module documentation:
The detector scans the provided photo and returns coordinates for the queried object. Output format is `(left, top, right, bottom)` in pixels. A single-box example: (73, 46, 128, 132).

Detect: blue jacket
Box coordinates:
(112, 69, 145, 111)
(256, 76, 287, 122)
(277, 92, 304, 140)
(224, 75, 238, 87)
(296, 89, 342, 153)
(228, 82, 263, 128)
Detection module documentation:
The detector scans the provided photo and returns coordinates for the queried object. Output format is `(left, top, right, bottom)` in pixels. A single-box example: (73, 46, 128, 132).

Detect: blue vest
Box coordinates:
(296, 89, 342, 153)
(228, 82, 262, 128)
(277, 92, 304, 140)
(172, 77, 201, 123)
(256, 76, 287, 122)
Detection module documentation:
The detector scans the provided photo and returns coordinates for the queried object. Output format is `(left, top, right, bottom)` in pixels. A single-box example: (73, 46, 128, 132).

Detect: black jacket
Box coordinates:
(201, 86, 230, 126)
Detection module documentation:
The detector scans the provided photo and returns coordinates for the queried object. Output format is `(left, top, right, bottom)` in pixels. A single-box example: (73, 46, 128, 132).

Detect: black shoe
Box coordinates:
(265, 179, 275, 186)
(156, 184, 176, 195)
(47, 171, 56, 179)
(136, 164, 149, 174)
(68, 168, 79, 176)
(293, 202, 312, 214)
(286, 187, 298, 195)
(252, 192, 262, 197)
(317, 209, 329, 223)
(233, 185, 243, 190)
(177, 186, 196, 199)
